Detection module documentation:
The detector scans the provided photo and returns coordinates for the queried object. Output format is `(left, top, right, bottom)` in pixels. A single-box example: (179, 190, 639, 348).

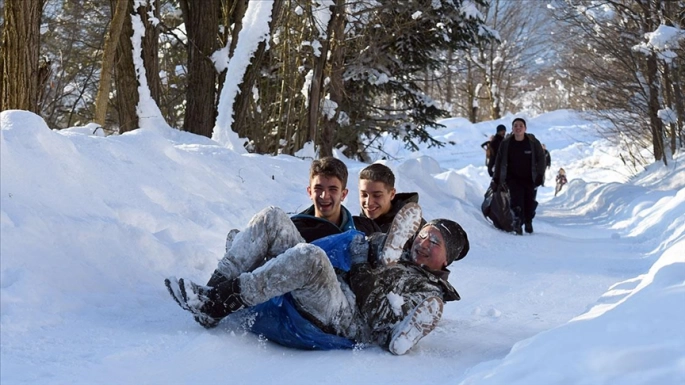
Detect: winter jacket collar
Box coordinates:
(361, 192, 421, 232)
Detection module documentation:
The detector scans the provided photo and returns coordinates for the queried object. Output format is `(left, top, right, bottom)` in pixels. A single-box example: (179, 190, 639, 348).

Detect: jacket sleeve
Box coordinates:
(533, 139, 546, 186)
(492, 138, 507, 184)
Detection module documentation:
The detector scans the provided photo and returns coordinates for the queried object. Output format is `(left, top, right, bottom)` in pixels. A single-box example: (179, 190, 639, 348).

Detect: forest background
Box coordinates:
(0, 0, 683, 167)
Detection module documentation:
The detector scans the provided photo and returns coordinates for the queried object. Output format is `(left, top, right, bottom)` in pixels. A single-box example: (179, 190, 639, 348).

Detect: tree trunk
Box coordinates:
(140, 0, 161, 104)
(320, 0, 346, 158)
(232, 0, 284, 151)
(669, 65, 685, 149)
(646, 51, 666, 164)
(114, 0, 139, 133)
(180, 0, 219, 138)
(1, 0, 42, 113)
(215, 0, 248, 112)
(94, 0, 129, 126)
(306, 25, 328, 153)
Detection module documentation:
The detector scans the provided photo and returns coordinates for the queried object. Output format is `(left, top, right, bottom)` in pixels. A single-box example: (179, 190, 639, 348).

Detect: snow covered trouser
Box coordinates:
(238, 243, 361, 340)
(215, 206, 305, 280)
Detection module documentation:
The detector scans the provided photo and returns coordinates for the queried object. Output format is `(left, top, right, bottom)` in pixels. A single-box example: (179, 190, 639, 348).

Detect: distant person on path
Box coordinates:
(165, 203, 469, 355)
(555, 168, 568, 196)
(481, 124, 507, 177)
(492, 118, 546, 235)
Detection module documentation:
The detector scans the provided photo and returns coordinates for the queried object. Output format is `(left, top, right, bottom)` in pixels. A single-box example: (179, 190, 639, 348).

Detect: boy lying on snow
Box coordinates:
(165, 203, 469, 355)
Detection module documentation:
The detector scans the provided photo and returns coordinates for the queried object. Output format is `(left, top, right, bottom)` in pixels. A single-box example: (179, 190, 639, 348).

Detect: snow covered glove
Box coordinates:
(349, 233, 370, 265)
(164, 277, 221, 329)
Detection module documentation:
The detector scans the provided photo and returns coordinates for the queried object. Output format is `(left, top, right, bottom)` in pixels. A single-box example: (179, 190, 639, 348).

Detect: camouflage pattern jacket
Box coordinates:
(348, 251, 460, 346)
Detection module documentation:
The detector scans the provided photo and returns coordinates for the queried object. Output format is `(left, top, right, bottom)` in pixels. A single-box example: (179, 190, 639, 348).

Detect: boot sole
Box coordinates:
(389, 296, 443, 355)
(381, 202, 422, 266)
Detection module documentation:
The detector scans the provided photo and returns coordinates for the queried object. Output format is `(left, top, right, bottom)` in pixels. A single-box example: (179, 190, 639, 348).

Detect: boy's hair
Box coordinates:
(310, 157, 348, 188)
(512, 117, 527, 127)
(359, 163, 395, 189)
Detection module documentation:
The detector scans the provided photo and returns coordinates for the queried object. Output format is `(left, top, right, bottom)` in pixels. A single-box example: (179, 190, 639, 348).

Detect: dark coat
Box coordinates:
(487, 134, 505, 176)
(493, 133, 546, 187)
(349, 247, 459, 345)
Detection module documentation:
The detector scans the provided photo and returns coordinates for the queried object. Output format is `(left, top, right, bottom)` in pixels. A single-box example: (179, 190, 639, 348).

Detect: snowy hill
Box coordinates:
(1, 109, 683, 384)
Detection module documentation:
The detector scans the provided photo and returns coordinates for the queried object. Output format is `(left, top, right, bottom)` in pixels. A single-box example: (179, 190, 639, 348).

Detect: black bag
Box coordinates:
(482, 183, 517, 232)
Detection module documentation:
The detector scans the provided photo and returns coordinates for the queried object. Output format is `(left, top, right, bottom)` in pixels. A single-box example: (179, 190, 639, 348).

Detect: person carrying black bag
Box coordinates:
(491, 118, 546, 235)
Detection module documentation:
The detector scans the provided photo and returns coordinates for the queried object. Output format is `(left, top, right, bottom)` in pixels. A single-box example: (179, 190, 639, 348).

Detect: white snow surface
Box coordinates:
(1, 109, 684, 384)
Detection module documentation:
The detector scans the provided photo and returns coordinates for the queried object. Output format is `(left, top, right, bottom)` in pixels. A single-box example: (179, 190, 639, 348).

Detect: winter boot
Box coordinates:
(388, 296, 443, 355)
(524, 221, 534, 234)
(165, 277, 221, 328)
(380, 202, 422, 266)
(164, 276, 246, 329)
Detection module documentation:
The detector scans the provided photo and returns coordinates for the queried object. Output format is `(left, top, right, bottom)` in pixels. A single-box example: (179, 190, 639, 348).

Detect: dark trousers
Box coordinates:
(507, 178, 537, 224)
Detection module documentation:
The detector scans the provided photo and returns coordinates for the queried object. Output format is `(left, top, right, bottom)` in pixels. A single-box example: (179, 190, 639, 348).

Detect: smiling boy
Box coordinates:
(358, 163, 425, 233)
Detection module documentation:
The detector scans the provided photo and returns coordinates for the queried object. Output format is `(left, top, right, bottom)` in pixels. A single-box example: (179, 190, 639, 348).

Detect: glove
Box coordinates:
(349, 233, 370, 265)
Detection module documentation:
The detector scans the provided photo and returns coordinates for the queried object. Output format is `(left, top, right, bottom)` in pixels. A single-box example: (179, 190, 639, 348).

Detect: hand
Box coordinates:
(349, 233, 370, 265)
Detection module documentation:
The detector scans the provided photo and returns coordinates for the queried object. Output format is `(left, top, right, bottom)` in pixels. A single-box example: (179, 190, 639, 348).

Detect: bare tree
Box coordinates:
(93, 0, 128, 126)
(551, 0, 683, 165)
(179, 0, 220, 138)
(1, 0, 42, 113)
(113, 0, 139, 133)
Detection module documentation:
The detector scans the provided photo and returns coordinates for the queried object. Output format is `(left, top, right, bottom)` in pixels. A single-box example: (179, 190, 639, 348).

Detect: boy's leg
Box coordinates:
(239, 243, 359, 338)
(166, 244, 358, 335)
(214, 206, 305, 281)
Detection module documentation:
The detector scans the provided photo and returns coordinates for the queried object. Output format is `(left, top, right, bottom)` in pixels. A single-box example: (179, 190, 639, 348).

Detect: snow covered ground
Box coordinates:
(1, 109, 683, 385)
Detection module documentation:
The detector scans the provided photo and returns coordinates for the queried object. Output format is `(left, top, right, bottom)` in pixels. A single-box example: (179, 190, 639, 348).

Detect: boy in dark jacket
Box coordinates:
(165, 203, 469, 355)
(358, 163, 426, 233)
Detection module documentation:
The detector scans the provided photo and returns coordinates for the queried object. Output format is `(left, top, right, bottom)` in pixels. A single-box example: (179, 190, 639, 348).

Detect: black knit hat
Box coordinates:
(496, 124, 506, 133)
(425, 219, 469, 265)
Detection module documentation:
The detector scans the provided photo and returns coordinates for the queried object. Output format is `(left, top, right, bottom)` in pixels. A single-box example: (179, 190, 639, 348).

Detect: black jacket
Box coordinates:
(291, 205, 379, 242)
(487, 134, 505, 175)
(493, 133, 546, 187)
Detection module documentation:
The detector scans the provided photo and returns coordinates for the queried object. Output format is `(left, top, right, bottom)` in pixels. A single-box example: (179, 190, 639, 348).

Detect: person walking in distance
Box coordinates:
(481, 124, 507, 177)
(492, 118, 546, 235)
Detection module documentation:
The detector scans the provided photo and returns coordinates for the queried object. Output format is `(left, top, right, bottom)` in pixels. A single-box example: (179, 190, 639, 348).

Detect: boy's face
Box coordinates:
(359, 179, 396, 219)
(307, 175, 348, 223)
(512, 120, 527, 138)
(411, 225, 447, 270)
